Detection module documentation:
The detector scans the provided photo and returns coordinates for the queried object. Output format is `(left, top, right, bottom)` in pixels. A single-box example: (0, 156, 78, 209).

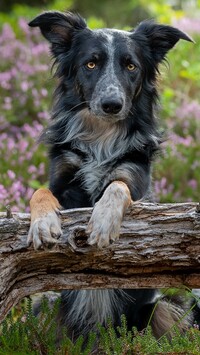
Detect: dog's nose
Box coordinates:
(101, 98, 123, 114)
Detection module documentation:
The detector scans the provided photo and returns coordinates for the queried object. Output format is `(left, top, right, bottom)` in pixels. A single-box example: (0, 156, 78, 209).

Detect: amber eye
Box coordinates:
(127, 63, 136, 71)
(86, 62, 96, 69)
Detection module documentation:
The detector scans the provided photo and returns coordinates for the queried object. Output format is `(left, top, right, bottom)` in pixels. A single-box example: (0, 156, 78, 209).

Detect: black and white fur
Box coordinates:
(28, 11, 195, 342)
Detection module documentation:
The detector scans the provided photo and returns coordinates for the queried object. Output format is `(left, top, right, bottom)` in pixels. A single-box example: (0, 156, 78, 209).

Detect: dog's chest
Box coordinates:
(74, 137, 127, 200)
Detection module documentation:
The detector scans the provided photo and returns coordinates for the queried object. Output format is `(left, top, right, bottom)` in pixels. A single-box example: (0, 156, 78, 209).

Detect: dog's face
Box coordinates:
(71, 28, 143, 122)
(29, 12, 192, 124)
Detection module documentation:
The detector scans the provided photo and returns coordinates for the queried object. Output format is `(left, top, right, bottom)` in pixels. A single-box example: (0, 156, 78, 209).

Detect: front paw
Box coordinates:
(28, 210, 62, 250)
(86, 202, 122, 248)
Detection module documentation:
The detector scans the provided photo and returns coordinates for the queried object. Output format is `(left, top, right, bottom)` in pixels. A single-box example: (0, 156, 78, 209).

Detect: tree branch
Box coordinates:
(0, 202, 200, 322)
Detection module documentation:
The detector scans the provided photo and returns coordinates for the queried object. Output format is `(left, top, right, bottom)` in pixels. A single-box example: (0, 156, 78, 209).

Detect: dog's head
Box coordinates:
(29, 12, 192, 123)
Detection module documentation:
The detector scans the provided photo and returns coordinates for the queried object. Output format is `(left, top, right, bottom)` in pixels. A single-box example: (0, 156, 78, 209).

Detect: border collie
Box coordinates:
(28, 11, 193, 341)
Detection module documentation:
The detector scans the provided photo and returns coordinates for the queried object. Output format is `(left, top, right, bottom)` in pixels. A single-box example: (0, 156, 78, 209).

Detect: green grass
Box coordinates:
(1, 296, 200, 355)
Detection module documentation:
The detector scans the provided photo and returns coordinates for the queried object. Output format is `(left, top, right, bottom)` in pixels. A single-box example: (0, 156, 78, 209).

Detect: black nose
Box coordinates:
(101, 98, 123, 114)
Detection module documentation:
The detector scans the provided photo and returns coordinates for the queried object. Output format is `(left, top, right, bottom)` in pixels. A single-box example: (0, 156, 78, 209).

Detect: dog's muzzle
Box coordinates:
(90, 83, 127, 121)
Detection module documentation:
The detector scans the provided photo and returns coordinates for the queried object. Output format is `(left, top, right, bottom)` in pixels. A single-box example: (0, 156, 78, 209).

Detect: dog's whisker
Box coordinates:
(54, 101, 90, 119)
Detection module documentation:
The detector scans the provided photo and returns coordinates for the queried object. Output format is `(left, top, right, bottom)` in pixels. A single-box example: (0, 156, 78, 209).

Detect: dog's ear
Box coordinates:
(29, 11, 87, 56)
(133, 20, 193, 63)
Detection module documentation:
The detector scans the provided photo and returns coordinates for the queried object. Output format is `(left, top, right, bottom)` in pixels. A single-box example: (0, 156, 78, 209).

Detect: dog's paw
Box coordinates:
(86, 201, 122, 248)
(86, 181, 131, 248)
(27, 210, 62, 250)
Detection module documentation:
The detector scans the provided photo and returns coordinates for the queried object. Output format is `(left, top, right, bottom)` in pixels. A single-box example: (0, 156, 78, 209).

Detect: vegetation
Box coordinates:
(0, 0, 199, 211)
(0, 1, 200, 353)
(1, 297, 200, 355)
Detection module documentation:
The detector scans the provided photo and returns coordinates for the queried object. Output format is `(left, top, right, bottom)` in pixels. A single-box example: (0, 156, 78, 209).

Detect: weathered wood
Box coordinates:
(0, 202, 200, 322)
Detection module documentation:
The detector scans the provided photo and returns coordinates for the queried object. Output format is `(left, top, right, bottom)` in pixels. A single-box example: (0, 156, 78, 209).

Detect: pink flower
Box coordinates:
(0, 24, 15, 43)
(41, 88, 48, 97)
(173, 18, 200, 34)
(7, 138, 15, 151)
(37, 111, 50, 120)
(18, 140, 28, 152)
(18, 18, 30, 36)
(0, 184, 7, 200)
(7, 170, 16, 180)
(176, 100, 200, 121)
(28, 165, 37, 174)
(21, 81, 30, 92)
(188, 179, 198, 189)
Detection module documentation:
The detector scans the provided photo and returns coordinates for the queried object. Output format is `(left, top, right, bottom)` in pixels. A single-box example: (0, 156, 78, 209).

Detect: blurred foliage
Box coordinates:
(155, 22, 200, 202)
(0, 0, 196, 27)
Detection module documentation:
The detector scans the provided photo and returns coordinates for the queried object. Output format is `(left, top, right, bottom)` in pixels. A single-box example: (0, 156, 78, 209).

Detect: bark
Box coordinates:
(0, 202, 200, 322)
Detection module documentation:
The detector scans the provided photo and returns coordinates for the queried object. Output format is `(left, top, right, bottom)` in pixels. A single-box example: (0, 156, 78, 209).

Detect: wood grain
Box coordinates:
(0, 202, 200, 322)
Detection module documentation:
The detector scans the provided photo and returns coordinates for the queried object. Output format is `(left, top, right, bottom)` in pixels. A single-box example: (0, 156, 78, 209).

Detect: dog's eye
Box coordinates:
(127, 63, 136, 71)
(86, 62, 96, 69)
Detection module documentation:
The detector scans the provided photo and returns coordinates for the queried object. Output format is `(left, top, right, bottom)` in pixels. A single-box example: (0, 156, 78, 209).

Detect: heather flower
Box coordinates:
(21, 81, 30, 92)
(3, 97, 12, 110)
(28, 165, 37, 174)
(7, 170, 16, 180)
(41, 88, 48, 97)
(38, 163, 45, 176)
(31, 43, 49, 56)
(176, 100, 200, 121)
(7, 138, 15, 151)
(173, 17, 200, 34)
(170, 134, 193, 147)
(0, 15, 199, 211)
(18, 17, 31, 36)
(18, 140, 29, 153)
(0, 24, 15, 43)
(188, 179, 198, 189)
(37, 111, 50, 120)
(154, 177, 173, 199)
(0, 185, 7, 201)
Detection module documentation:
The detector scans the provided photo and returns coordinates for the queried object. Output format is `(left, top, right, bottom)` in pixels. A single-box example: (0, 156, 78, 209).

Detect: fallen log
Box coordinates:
(0, 202, 200, 322)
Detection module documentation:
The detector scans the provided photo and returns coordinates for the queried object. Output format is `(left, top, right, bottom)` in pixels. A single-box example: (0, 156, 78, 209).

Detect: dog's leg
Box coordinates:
(87, 181, 131, 248)
(28, 188, 62, 249)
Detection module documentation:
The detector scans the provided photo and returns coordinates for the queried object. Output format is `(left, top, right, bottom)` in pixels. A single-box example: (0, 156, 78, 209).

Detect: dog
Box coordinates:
(28, 11, 194, 342)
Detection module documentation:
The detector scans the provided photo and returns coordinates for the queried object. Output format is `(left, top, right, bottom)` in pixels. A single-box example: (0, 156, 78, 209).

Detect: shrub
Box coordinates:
(0, 13, 199, 211)
(0, 20, 50, 211)
(1, 298, 200, 354)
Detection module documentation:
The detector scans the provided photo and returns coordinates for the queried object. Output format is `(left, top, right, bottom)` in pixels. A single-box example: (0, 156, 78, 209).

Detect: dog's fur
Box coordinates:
(28, 11, 194, 341)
